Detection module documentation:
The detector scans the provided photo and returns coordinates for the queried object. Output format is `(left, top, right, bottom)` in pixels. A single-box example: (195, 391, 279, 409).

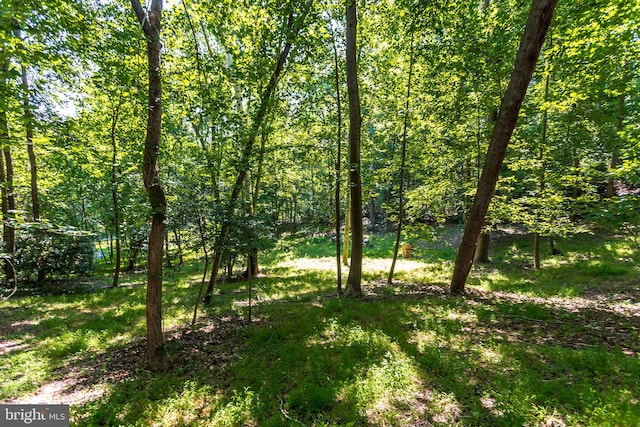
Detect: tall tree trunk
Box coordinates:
(606, 95, 625, 198)
(450, 0, 558, 294)
(0, 59, 15, 284)
(345, 0, 363, 297)
(203, 0, 314, 303)
(111, 97, 123, 288)
(244, 121, 269, 278)
(533, 66, 551, 270)
(131, 0, 168, 373)
(330, 22, 343, 294)
(20, 64, 40, 222)
(388, 29, 415, 286)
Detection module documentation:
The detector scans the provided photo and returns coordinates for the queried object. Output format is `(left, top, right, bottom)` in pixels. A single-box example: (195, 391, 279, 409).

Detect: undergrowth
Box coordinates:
(1, 226, 638, 426)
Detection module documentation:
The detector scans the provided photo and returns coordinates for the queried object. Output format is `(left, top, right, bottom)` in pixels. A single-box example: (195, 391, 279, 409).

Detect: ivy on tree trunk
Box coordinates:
(131, 0, 168, 373)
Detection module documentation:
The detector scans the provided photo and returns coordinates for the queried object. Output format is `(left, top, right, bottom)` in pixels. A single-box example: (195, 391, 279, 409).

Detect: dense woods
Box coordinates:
(1, 0, 639, 425)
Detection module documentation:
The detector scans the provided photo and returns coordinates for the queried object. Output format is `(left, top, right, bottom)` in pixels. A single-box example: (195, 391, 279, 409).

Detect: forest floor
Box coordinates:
(1, 226, 639, 426)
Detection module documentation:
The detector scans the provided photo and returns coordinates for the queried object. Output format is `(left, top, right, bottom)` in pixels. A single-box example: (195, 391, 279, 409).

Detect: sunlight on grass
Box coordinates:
(0, 351, 51, 399)
(3, 228, 640, 426)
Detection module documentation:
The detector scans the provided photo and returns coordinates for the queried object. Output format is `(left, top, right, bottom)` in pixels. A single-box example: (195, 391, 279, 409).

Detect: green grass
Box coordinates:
(1, 227, 639, 426)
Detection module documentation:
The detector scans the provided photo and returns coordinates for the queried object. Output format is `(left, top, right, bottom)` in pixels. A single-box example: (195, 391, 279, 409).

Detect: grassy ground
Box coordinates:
(1, 226, 639, 426)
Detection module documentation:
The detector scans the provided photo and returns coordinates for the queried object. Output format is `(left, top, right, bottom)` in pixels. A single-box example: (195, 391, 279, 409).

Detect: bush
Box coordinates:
(14, 224, 95, 283)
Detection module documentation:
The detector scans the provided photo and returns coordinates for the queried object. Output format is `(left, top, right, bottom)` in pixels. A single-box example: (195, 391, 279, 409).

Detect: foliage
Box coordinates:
(13, 223, 95, 283)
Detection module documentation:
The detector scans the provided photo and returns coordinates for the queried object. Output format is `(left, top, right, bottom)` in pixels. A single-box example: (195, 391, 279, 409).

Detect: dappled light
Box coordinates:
(1, 0, 639, 424)
(2, 229, 640, 424)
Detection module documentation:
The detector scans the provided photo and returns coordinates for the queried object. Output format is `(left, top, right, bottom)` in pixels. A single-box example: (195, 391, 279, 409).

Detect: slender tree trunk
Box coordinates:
(173, 229, 183, 266)
(330, 23, 343, 294)
(533, 67, 551, 270)
(0, 60, 15, 285)
(126, 239, 143, 272)
(474, 233, 491, 264)
(343, 190, 350, 266)
(204, 0, 314, 303)
(606, 95, 625, 198)
(450, 0, 558, 294)
(192, 209, 209, 325)
(111, 97, 123, 287)
(345, 0, 363, 297)
(388, 30, 415, 285)
(464, 157, 472, 223)
(131, 0, 168, 372)
(244, 121, 269, 278)
(164, 230, 172, 268)
(20, 65, 40, 222)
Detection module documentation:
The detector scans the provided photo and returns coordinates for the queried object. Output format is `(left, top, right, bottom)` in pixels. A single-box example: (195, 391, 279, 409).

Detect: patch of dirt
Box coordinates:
(4, 316, 247, 406)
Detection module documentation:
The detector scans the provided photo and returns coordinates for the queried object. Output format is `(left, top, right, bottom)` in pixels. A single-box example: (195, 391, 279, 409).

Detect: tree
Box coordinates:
(344, 0, 363, 298)
(450, 0, 559, 294)
(203, 0, 314, 304)
(0, 58, 15, 285)
(388, 27, 415, 285)
(131, 0, 168, 372)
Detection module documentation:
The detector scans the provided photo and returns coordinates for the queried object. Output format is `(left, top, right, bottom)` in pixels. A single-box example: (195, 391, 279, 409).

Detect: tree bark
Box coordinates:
(343, 190, 350, 266)
(474, 233, 490, 264)
(203, 0, 314, 303)
(450, 0, 558, 294)
(345, 0, 363, 297)
(606, 95, 624, 198)
(20, 64, 40, 222)
(533, 232, 541, 269)
(389, 29, 415, 286)
(131, 0, 168, 373)
(0, 59, 15, 284)
(329, 22, 343, 294)
(110, 97, 123, 287)
(533, 65, 551, 270)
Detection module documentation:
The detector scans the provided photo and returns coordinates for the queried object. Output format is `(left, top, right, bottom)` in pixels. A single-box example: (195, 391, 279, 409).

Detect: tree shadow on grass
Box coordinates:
(5, 265, 640, 426)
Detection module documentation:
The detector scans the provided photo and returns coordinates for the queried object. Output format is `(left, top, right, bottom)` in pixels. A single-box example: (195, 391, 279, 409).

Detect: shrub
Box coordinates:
(14, 223, 95, 283)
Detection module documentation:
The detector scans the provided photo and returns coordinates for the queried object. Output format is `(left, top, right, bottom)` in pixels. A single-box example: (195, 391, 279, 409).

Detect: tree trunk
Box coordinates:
(345, 0, 363, 298)
(111, 97, 123, 288)
(126, 239, 143, 272)
(533, 232, 541, 269)
(164, 231, 172, 268)
(450, 0, 558, 294)
(368, 196, 376, 227)
(204, 0, 314, 303)
(330, 24, 343, 294)
(192, 209, 209, 324)
(0, 60, 15, 285)
(131, 0, 168, 373)
(549, 237, 561, 255)
(474, 232, 490, 264)
(20, 64, 40, 222)
(606, 95, 625, 198)
(343, 191, 350, 266)
(243, 122, 270, 279)
(533, 63, 550, 269)
(389, 29, 415, 286)
(173, 229, 184, 266)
